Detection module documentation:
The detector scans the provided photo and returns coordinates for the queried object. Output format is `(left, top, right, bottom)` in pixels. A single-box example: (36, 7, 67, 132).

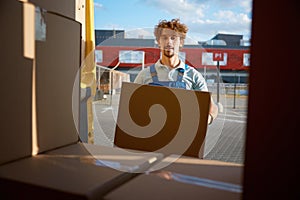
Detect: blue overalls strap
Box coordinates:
(150, 64, 187, 81)
(177, 68, 184, 82)
(150, 64, 159, 82)
(149, 64, 187, 89)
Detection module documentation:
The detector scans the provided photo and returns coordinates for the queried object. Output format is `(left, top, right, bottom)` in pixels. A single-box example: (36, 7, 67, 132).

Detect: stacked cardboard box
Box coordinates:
(0, 1, 164, 199)
(0, 0, 33, 165)
(105, 155, 243, 200)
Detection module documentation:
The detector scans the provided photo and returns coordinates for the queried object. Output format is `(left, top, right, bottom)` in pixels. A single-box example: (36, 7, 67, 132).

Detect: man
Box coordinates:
(134, 18, 218, 124)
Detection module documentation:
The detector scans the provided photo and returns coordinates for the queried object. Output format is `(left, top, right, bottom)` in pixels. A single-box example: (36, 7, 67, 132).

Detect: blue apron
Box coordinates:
(148, 64, 187, 89)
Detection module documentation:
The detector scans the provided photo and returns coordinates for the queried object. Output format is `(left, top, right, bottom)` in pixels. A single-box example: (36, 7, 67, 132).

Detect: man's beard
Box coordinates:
(163, 49, 175, 58)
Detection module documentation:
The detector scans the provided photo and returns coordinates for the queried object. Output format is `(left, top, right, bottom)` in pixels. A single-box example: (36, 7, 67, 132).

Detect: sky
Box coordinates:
(93, 0, 252, 44)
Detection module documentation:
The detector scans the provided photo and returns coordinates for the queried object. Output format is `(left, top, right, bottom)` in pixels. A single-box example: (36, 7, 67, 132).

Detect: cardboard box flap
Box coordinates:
(46, 143, 164, 173)
(28, 0, 76, 20)
(104, 171, 242, 200)
(35, 11, 81, 152)
(0, 143, 137, 199)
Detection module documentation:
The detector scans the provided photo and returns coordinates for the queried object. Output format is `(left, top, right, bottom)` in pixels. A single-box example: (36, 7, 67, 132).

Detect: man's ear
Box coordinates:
(180, 39, 184, 47)
(179, 39, 184, 50)
(156, 40, 161, 48)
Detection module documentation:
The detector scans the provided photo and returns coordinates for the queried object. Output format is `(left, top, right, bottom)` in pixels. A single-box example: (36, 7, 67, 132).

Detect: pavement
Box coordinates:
(92, 91, 248, 164)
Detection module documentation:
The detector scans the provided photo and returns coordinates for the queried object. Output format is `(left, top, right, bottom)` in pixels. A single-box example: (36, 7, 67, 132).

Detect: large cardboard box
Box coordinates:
(0, 0, 33, 165)
(0, 0, 82, 163)
(0, 143, 164, 199)
(114, 82, 211, 158)
(35, 10, 81, 153)
(105, 155, 243, 200)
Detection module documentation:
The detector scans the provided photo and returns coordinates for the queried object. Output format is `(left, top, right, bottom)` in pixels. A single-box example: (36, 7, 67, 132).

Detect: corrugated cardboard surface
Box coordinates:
(104, 172, 241, 200)
(0, 143, 165, 199)
(45, 143, 164, 174)
(0, 0, 33, 165)
(114, 82, 211, 158)
(150, 155, 243, 184)
(105, 156, 243, 200)
(35, 11, 81, 152)
(0, 143, 127, 199)
(28, 0, 76, 20)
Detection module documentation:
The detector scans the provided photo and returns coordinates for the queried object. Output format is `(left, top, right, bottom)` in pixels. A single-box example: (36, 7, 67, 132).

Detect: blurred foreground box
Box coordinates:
(0, 143, 163, 199)
(105, 155, 243, 200)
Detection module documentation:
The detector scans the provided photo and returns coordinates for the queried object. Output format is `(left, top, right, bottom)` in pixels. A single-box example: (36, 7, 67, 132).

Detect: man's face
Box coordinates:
(158, 28, 183, 58)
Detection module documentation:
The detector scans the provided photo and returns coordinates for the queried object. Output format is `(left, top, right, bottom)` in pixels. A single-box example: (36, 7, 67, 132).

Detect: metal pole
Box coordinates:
(109, 70, 113, 106)
(233, 70, 237, 109)
(217, 61, 220, 103)
(142, 51, 145, 70)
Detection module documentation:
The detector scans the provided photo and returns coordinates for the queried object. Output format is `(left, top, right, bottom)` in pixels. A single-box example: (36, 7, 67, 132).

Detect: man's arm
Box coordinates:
(190, 68, 218, 124)
(208, 97, 218, 125)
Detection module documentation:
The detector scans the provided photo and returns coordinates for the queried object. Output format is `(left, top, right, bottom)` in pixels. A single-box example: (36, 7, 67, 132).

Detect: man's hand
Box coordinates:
(208, 114, 213, 125)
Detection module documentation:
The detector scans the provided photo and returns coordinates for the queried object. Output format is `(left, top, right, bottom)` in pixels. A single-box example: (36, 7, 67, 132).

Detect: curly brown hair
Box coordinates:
(154, 18, 189, 41)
